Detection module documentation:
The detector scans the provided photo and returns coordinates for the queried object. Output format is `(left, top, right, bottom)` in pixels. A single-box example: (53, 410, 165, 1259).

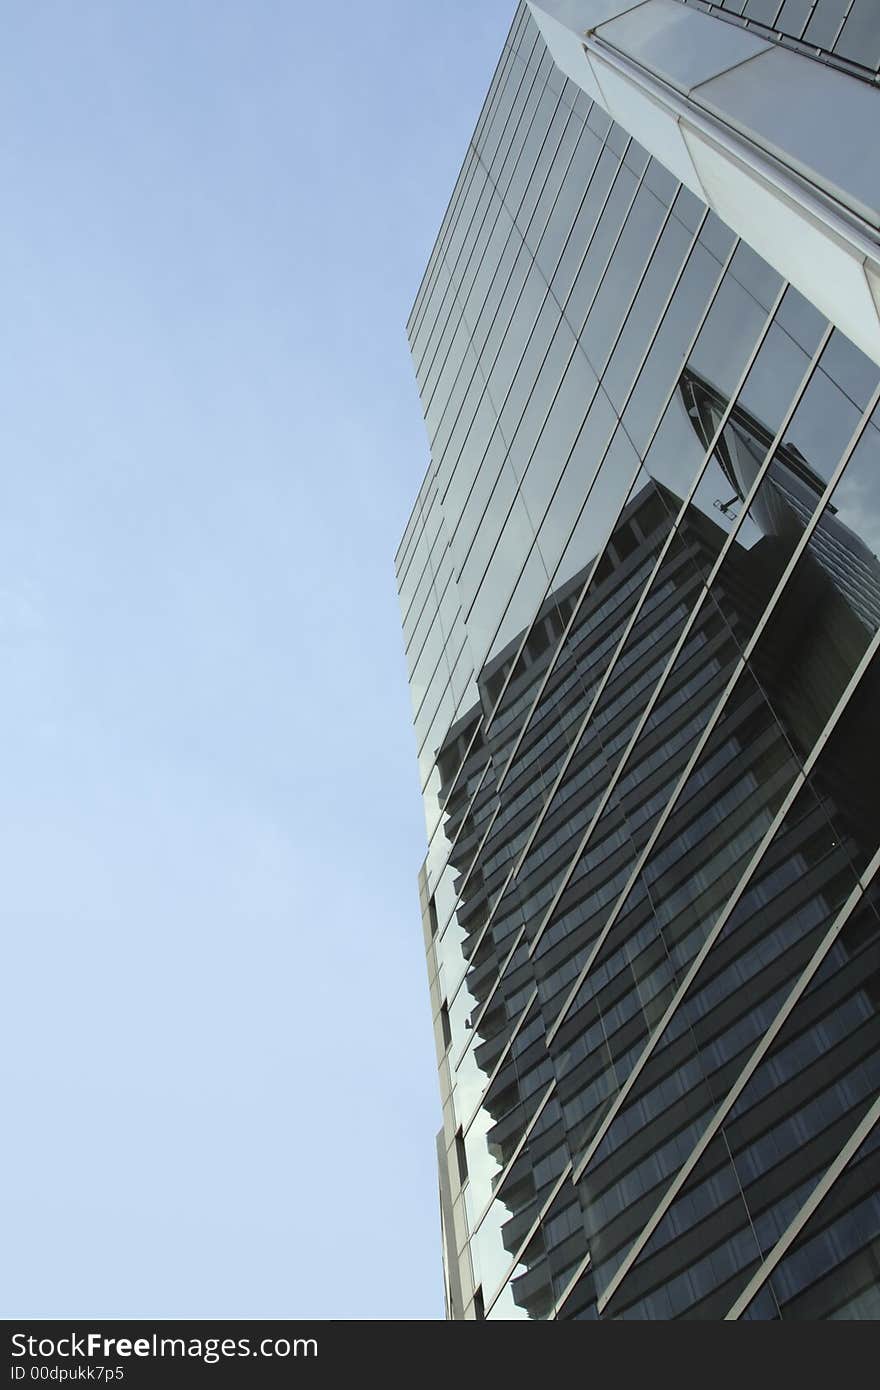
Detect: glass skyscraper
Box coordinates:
(396, 0, 880, 1319)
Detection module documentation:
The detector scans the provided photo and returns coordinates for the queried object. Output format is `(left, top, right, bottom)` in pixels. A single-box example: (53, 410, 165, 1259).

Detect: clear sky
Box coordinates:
(0, 0, 514, 1319)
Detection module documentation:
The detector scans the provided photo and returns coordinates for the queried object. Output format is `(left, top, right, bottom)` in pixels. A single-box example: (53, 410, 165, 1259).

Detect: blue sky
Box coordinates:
(0, 0, 514, 1319)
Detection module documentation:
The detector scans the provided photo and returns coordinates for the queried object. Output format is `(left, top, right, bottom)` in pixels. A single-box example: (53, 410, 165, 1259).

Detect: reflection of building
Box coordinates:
(681, 365, 880, 636)
(398, 1, 880, 1319)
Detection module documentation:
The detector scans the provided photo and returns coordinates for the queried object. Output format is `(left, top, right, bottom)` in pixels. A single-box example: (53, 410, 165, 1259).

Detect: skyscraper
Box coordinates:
(396, 0, 880, 1319)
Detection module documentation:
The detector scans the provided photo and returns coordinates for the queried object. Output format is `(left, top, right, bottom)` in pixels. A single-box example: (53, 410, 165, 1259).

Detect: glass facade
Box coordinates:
(676, 0, 880, 79)
(397, 1, 880, 1319)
